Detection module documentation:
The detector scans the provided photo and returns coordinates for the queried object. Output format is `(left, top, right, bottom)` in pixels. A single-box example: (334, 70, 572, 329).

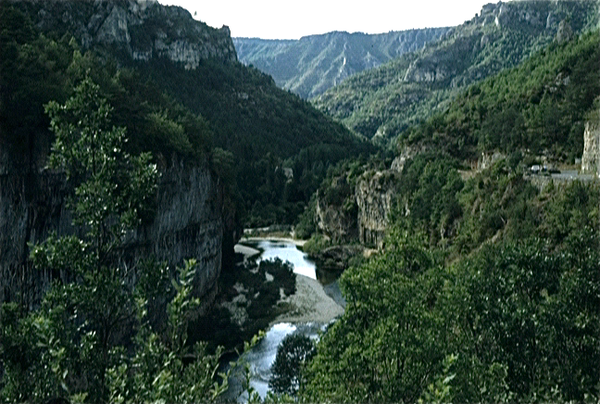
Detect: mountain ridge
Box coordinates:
(5, 0, 237, 68)
(314, 0, 599, 144)
(234, 28, 451, 99)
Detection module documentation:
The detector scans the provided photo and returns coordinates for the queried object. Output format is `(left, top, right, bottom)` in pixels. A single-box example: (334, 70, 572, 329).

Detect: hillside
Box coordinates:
(314, 0, 599, 145)
(3, 0, 373, 227)
(405, 30, 600, 161)
(302, 29, 600, 403)
(306, 28, 600, 250)
(234, 28, 450, 99)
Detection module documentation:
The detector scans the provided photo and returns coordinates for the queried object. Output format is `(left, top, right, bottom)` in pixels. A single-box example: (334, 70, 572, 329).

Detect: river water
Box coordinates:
(228, 239, 340, 402)
(249, 239, 318, 280)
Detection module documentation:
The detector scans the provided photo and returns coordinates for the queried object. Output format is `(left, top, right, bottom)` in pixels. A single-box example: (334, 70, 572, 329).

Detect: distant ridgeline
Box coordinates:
(234, 28, 451, 99)
(314, 0, 600, 145)
(3, 0, 372, 229)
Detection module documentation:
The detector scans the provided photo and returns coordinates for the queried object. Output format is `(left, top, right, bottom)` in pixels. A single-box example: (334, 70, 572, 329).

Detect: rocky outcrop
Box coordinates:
(315, 175, 358, 242)
(315, 197, 357, 243)
(555, 20, 574, 43)
(391, 145, 425, 173)
(581, 108, 600, 176)
(314, 164, 402, 249)
(0, 149, 226, 308)
(403, 1, 595, 87)
(11, 0, 237, 69)
(403, 34, 479, 84)
(356, 171, 399, 248)
(311, 245, 365, 273)
(478, 151, 506, 170)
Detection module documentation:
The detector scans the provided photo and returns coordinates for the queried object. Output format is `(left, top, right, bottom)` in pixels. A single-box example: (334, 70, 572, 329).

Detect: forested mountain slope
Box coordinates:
(302, 29, 600, 404)
(306, 28, 600, 250)
(4, 0, 373, 226)
(314, 0, 599, 145)
(234, 28, 450, 99)
(403, 30, 600, 162)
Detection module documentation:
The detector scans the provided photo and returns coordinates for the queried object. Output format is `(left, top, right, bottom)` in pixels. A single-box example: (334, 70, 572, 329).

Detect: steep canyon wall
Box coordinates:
(1, 0, 239, 307)
(9, 0, 237, 69)
(0, 151, 225, 308)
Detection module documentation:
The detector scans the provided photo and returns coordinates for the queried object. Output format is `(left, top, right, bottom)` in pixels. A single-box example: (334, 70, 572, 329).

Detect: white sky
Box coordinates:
(159, 0, 497, 39)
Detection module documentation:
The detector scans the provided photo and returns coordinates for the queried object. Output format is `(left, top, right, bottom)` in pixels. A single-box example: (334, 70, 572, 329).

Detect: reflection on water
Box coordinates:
(237, 323, 324, 402)
(244, 239, 317, 280)
(228, 238, 344, 402)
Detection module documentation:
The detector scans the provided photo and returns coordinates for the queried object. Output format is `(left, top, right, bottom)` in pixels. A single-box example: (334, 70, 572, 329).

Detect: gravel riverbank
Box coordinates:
(272, 273, 344, 325)
(234, 240, 344, 325)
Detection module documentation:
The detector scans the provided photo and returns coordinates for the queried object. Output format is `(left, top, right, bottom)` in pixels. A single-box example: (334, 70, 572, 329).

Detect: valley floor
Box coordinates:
(234, 239, 344, 326)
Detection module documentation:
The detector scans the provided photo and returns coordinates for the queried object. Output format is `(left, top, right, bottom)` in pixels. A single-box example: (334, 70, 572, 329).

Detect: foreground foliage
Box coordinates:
(302, 156, 600, 403)
(0, 79, 228, 403)
(269, 334, 315, 396)
(304, 226, 600, 402)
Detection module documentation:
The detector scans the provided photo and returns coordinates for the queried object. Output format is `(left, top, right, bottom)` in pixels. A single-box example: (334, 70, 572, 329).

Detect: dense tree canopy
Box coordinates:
(403, 31, 600, 161)
(0, 77, 229, 404)
(304, 184, 600, 402)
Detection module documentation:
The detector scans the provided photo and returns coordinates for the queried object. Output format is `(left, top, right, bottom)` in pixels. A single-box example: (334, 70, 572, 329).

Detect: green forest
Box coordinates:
(403, 31, 600, 161)
(314, 0, 599, 145)
(303, 157, 600, 402)
(1, 0, 600, 403)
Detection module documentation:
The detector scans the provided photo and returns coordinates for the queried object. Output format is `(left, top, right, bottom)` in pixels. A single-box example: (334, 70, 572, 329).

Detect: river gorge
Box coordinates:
(228, 238, 345, 401)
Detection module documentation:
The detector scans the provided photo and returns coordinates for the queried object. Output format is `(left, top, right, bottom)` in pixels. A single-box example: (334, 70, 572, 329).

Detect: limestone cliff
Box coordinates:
(314, 176, 358, 242)
(356, 171, 399, 248)
(0, 144, 225, 308)
(581, 107, 600, 176)
(402, 1, 579, 87)
(314, 168, 400, 249)
(10, 0, 237, 69)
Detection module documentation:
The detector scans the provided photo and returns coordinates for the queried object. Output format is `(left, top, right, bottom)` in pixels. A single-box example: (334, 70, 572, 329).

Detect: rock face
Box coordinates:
(478, 151, 506, 170)
(315, 196, 357, 243)
(403, 35, 478, 85)
(12, 0, 237, 69)
(581, 108, 600, 176)
(0, 143, 225, 308)
(356, 171, 399, 248)
(314, 167, 401, 249)
(0, 1, 240, 309)
(314, 175, 358, 242)
(402, 1, 584, 87)
(234, 28, 450, 99)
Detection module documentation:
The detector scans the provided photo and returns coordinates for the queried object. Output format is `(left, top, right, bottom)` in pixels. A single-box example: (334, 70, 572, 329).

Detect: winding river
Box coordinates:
(228, 239, 344, 402)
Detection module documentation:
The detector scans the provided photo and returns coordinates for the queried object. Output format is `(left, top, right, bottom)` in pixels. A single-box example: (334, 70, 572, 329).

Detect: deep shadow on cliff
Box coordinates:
(0, 1, 244, 308)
